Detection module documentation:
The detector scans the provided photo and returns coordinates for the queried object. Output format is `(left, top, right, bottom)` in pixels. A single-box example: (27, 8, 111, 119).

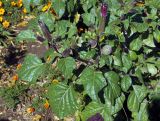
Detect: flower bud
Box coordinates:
(101, 3, 108, 17)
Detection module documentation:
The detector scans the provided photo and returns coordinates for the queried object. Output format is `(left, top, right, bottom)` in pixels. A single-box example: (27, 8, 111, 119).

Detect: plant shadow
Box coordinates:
(148, 99, 160, 121)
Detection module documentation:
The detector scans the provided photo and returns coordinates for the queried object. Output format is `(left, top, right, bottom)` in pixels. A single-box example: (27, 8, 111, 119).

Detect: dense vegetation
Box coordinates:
(0, 0, 160, 121)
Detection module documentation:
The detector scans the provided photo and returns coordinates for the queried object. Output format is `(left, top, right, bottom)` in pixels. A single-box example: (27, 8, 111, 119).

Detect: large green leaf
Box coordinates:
(127, 85, 148, 112)
(54, 20, 70, 37)
(122, 53, 132, 73)
(39, 12, 55, 32)
(132, 100, 149, 121)
(16, 30, 36, 42)
(147, 63, 158, 76)
(153, 29, 160, 43)
(130, 38, 142, 51)
(132, 22, 148, 33)
(112, 93, 125, 114)
(82, 12, 96, 26)
(77, 67, 106, 100)
(143, 34, 155, 47)
(121, 75, 132, 92)
(113, 49, 122, 66)
(105, 71, 120, 84)
(48, 83, 79, 119)
(57, 57, 76, 79)
(127, 91, 139, 112)
(18, 54, 46, 82)
(104, 71, 121, 103)
(51, 0, 65, 18)
(81, 101, 113, 121)
(104, 83, 121, 104)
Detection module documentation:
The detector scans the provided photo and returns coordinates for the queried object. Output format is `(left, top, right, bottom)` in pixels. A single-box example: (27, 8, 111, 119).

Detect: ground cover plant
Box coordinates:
(0, 0, 160, 121)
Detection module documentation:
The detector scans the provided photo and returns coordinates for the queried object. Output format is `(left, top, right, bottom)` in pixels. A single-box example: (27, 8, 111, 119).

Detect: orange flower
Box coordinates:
(17, 64, 22, 70)
(11, 1, 16, 6)
(0, 1, 2, 7)
(0, 16, 3, 22)
(27, 107, 35, 114)
(44, 100, 49, 109)
(12, 74, 18, 81)
(17, 0, 22, 7)
(2, 20, 10, 28)
(0, 8, 5, 15)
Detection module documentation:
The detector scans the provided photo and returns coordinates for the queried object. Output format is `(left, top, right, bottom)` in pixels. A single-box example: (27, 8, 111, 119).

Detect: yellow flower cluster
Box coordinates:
(0, 1, 10, 28)
(42, 2, 51, 12)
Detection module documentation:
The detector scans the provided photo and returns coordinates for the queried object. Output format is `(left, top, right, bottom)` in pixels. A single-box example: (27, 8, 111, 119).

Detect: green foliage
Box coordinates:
(12, 0, 160, 120)
(0, 83, 29, 108)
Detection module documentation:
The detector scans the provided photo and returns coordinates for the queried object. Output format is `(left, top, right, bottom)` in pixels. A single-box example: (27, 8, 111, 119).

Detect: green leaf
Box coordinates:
(51, 0, 65, 18)
(81, 101, 113, 121)
(77, 67, 106, 100)
(18, 54, 46, 82)
(104, 84, 121, 104)
(130, 38, 142, 51)
(54, 20, 70, 37)
(122, 53, 132, 73)
(39, 12, 55, 32)
(48, 83, 79, 119)
(129, 50, 137, 60)
(105, 71, 120, 84)
(127, 85, 147, 112)
(16, 30, 36, 42)
(82, 12, 95, 26)
(121, 75, 132, 92)
(79, 49, 96, 60)
(57, 57, 76, 79)
(127, 91, 139, 112)
(132, 100, 149, 121)
(104, 71, 121, 103)
(132, 22, 148, 33)
(22, 0, 31, 12)
(113, 48, 122, 66)
(147, 63, 158, 76)
(67, 24, 77, 38)
(112, 93, 125, 114)
(153, 29, 160, 43)
(143, 34, 155, 47)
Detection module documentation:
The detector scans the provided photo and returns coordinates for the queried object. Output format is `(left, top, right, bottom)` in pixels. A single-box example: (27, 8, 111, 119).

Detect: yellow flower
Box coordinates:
(42, 5, 49, 12)
(22, 8, 27, 13)
(0, 16, 3, 22)
(0, 1, 2, 7)
(11, 1, 16, 6)
(46, 56, 51, 62)
(32, 114, 42, 121)
(135, 2, 145, 7)
(52, 79, 59, 84)
(74, 12, 80, 23)
(44, 100, 49, 109)
(0, 8, 5, 15)
(2, 20, 10, 28)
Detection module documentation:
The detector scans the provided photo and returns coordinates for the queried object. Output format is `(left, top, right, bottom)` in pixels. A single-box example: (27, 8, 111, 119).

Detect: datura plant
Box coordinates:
(15, 0, 160, 121)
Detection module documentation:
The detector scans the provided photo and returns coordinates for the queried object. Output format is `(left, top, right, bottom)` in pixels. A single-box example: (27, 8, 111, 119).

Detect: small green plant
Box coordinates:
(10, 0, 160, 120)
